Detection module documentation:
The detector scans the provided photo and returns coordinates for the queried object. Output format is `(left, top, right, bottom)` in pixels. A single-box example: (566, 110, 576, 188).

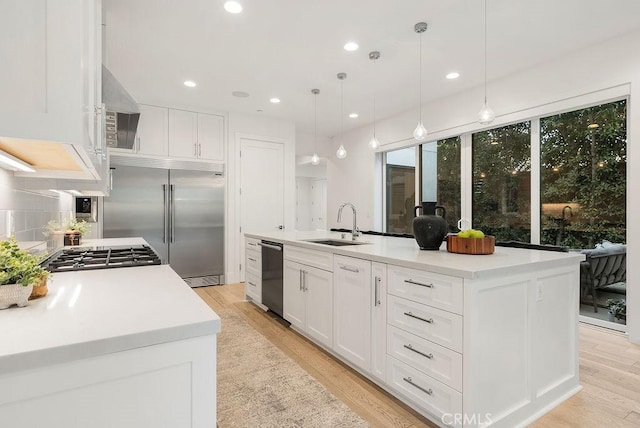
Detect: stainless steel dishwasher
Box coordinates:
(259, 240, 283, 317)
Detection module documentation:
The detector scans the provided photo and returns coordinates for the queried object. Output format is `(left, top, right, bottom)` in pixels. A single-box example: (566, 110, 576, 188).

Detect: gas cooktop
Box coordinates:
(43, 245, 162, 273)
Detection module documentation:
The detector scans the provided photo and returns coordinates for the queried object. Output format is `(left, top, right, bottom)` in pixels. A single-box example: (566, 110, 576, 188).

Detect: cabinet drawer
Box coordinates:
(245, 272, 261, 303)
(388, 295, 463, 353)
(245, 249, 261, 275)
(387, 357, 462, 427)
(245, 237, 261, 252)
(387, 325, 462, 391)
(388, 265, 463, 315)
(284, 245, 333, 272)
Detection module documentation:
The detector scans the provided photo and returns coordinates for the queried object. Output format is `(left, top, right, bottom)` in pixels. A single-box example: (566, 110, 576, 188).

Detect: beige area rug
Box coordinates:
(217, 308, 369, 427)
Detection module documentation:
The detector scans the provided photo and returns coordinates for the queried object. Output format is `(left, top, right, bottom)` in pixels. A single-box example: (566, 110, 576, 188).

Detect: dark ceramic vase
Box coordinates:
(412, 202, 447, 250)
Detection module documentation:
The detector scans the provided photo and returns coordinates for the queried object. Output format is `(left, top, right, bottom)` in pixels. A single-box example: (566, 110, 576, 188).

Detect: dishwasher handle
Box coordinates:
(258, 242, 282, 251)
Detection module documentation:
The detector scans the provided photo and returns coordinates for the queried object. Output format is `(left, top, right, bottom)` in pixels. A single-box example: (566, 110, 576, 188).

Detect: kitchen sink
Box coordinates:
(303, 239, 369, 246)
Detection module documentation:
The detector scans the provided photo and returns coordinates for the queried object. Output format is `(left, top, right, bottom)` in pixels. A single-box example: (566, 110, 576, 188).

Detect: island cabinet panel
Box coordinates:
(283, 258, 333, 349)
(388, 295, 463, 353)
(387, 265, 464, 315)
(0, 335, 217, 428)
(371, 262, 388, 383)
(244, 242, 262, 303)
(333, 255, 372, 372)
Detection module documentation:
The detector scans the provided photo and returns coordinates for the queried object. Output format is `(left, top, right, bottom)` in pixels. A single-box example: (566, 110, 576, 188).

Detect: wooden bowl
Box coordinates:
(446, 235, 495, 255)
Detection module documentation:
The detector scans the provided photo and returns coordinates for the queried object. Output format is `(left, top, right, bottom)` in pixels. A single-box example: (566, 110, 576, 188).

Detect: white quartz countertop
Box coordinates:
(0, 238, 220, 375)
(246, 230, 584, 280)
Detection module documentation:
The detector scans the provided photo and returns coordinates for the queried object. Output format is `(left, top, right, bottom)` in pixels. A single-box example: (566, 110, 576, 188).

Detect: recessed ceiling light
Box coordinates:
(344, 42, 359, 51)
(446, 72, 460, 79)
(224, 1, 242, 13)
(232, 91, 250, 98)
(184, 80, 196, 87)
(270, 97, 281, 104)
(349, 113, 359, 118)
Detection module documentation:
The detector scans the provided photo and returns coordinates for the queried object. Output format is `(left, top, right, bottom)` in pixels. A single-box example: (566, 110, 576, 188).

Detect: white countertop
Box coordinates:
(246, 230, 584, 280)
(0, 238, 220, 375)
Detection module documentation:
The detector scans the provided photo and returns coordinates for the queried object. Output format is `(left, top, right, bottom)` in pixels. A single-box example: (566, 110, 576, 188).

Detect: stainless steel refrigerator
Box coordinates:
(103, 165, 224, 287)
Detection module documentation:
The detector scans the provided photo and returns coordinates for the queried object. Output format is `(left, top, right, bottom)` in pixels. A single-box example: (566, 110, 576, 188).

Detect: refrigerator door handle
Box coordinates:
(162, 184, 167, 243)
(170, 184, 176, 243)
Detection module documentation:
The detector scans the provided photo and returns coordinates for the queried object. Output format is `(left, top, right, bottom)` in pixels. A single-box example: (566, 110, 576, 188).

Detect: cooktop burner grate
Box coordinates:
(43, 245, 162, 272)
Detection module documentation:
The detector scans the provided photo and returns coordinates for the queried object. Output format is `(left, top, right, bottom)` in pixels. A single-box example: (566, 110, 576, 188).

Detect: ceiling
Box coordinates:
(104, 0, 640, 138)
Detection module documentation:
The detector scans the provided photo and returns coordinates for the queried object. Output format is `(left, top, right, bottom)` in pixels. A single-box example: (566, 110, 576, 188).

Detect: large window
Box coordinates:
(472, 122, 531, 241)
(385, 148, 415, 234)
(540, 100, 627, 248)
(421, 137, 461, 232)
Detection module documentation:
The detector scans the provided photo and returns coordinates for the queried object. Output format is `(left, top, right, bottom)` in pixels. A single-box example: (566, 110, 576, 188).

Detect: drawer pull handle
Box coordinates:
(404, 279, 434, 288)
(248, 257, 257, 262)
(248, 243, 257, 246)
(403, 344, 434, 360)
(404, 311, 434, 324)
(339, 265, 359, 273)
(403, 376, 433, 395)
(248, 281, 255, 287)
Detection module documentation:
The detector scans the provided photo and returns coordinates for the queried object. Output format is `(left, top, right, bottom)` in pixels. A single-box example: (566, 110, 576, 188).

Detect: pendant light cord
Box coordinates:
(340, 79, 344, 135)
(419, 32, 423, 120)
(483, 0, 488, 104)
(314, 92, 317, 153)
(373, 58, 377, 136)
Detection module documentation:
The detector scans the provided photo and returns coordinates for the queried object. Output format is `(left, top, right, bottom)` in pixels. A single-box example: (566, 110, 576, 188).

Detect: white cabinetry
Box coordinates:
(333, 255, 372, 372)
(244, 238, 262, 303)
(168, 110, 224, 161)
(371, 262, 387, 383)
(283, 247, 333, 349)
(134, 104, 169, 156)
(0, 0, 105, 180)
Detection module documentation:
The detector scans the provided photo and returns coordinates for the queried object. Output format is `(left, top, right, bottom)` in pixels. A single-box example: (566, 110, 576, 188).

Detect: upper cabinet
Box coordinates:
(168, 110, 224, 162)
(112, 106, 225, 163)
(0, 0, 105, 180)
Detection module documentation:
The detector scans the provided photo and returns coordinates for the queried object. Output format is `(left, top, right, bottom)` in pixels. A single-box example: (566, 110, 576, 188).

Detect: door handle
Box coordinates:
(170, 184, 175, 243)
(303, 270, 308, 292)
(299, 270, 303, 291)
(198, 143, 202, 157)
(278, 225, 284, 230)
(162, 184, 167, 243)
(136, 136, 141, 152)
(374, 276, 381, 306)
(258, 242, 282, 251)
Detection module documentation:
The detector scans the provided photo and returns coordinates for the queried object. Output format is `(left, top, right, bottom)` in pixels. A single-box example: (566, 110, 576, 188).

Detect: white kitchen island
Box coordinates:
(245, 230, 585, 428)
(0, 238, 220, 428)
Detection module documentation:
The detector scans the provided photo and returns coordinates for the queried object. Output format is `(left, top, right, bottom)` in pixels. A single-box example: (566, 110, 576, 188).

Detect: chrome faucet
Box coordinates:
(337, 202, 360, 240)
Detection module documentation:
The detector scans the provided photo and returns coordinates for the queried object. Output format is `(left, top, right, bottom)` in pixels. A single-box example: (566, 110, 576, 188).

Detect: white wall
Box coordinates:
(326, 28, 640, 343)
(226, 111, 296, 284)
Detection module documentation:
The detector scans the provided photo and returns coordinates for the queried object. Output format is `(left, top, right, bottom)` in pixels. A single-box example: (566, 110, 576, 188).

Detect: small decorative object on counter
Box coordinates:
(0, 237, 49, 309)
(63, 218, 90, 246)
(606, 299, 626, 323)
(29, 272, 49, 300)
(446, 227, 495, 255)
(412, 201, 447, 250)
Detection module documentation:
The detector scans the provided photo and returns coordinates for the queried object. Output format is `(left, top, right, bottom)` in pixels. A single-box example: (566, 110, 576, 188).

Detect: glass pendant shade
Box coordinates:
(478, 101, 495, 125)
(368, 135, 380, 150)
(336, 144, 347, 159)
(311, 153, 320, 165)
(413, 121, 427, 140)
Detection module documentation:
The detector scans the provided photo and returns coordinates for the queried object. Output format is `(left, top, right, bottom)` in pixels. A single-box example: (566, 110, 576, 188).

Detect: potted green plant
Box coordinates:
(605, 299, 626, 323)
(0, 237, 49, 309)
(63, 218, 90, 246)
(43, 219, 65, 251)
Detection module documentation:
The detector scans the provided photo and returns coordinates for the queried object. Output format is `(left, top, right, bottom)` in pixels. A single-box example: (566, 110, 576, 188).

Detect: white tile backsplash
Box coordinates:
(0, 169, 73, 252)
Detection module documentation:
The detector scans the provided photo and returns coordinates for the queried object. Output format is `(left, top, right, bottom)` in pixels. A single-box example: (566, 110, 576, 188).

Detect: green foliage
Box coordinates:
(43, 220, 63, 237)
(540, 100, 626, 248)
(64, 218, 90, 236)
(435, 137, 461, 232)
(0, 237, 48, 287)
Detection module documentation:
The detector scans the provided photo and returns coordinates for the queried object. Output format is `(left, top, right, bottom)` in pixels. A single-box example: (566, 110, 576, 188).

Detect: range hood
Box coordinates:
(102, 66, 140, 151)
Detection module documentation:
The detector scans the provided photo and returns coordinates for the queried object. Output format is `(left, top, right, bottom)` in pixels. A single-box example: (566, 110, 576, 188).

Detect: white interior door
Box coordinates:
(311, 178, 327, 230)
(240, 138, 284, 279)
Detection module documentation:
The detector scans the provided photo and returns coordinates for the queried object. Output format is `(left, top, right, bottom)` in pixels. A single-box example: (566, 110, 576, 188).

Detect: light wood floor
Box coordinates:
(196, 284, 640, 427)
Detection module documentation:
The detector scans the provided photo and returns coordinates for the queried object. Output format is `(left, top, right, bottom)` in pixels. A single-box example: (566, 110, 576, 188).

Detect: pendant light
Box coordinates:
(336, 72, 347, 159)
(478, 0, 495, 124)
(311, 88, 320, 165)
(413, 22, 428, 141)
(369, 51, 381, 150)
